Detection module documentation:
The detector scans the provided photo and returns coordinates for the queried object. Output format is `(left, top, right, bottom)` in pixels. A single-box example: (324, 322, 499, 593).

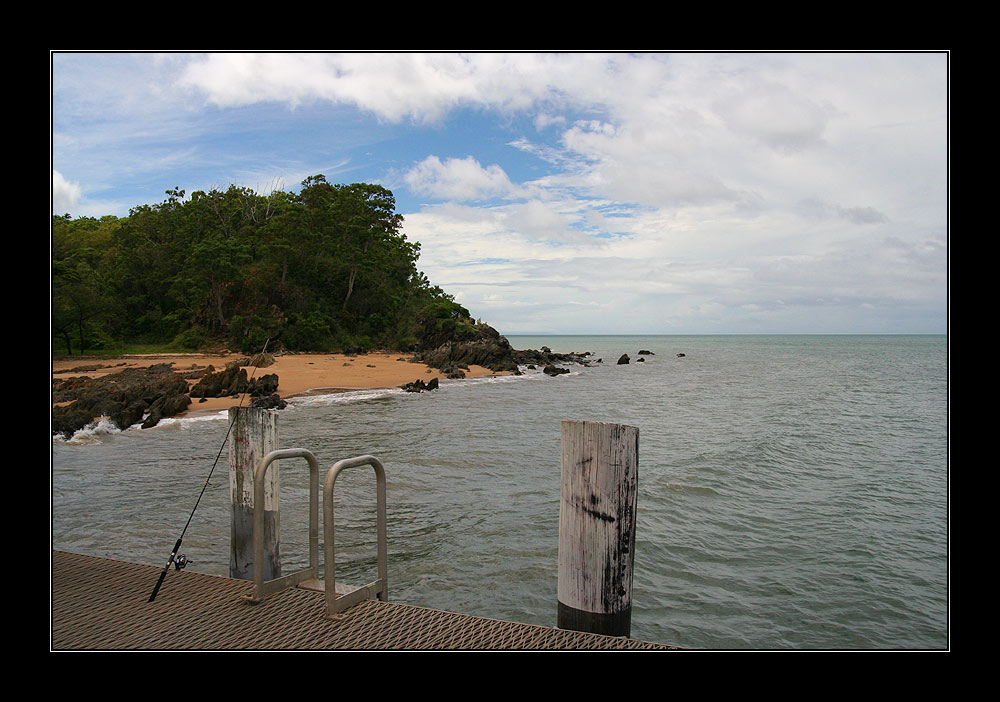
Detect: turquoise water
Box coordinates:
(51, 335, 949, 649)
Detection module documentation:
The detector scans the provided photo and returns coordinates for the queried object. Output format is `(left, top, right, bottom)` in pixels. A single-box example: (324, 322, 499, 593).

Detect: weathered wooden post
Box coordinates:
(557, 420, 639, 637)
(229, 406, 281, 581)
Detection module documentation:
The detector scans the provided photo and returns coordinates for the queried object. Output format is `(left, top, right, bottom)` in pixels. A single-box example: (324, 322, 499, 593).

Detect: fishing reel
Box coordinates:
(173, 554, 192, 571)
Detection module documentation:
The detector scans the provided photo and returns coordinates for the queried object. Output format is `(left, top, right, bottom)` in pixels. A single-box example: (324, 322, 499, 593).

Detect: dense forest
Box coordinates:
(52, 175, 481, 356)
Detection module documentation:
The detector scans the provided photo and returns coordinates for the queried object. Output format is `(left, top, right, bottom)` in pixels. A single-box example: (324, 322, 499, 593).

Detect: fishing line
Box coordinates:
(148, 337, 271, 603)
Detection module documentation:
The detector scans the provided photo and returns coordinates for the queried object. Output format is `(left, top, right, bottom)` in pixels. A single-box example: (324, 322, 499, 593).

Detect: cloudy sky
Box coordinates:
(51, 52, 948, 335)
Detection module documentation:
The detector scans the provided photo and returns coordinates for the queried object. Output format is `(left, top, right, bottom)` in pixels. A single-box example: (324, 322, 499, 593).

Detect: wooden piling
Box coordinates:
(229, 406, 281, 581)
(557, 420, 639, 637)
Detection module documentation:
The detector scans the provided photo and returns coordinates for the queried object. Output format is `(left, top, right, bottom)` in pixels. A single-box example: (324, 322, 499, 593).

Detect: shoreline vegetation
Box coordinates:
(51, 176, 594, 438)
(52, 177, 491, 361)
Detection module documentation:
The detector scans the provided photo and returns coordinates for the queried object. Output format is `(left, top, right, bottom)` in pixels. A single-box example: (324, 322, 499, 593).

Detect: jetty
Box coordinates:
(51, 550, 678, 650)
(52, 409, 680, 651)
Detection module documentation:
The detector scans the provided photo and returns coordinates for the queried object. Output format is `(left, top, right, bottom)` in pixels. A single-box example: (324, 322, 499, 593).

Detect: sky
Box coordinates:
(51, 52, 949, 335)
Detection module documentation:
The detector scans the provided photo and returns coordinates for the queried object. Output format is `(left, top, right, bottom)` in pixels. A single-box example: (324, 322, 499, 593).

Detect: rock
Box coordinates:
(61, 362, 125, 373)
(51, 404, 102, 438)
(249, 352, 276, 368)
(141, 392, 191, 429)
(636, 357, 645, 362)
(415, 323, 520, 373)
(401, 376, 440, 392)
(511, 347, 593, 368)
(51, 363, 193, 438)
(414, 322, 597, 377)
(189, 363, 249, 398)
(247, 373, 279, 397)
(617, 354, 630, 365)
(250, 393, 287, 410)
(543, 365, 570, 376)
(110, 400, 147, 430)
(676, 353, 686, 357)
(180, 366, 210, 380)
(638, 349, 654, 355)
(50, 360, 290, 438)
(188, 363, 278, 400)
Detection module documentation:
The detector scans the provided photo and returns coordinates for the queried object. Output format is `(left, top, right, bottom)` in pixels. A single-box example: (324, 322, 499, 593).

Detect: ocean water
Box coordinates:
(51, 335, 949, 650)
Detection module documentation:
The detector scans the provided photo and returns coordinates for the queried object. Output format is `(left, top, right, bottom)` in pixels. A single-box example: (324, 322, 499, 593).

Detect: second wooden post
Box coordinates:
(229, 406, 281, 581)
(557, 420, 639, 637)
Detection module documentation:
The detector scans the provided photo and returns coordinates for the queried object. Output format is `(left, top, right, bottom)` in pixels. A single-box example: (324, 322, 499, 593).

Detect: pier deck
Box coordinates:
(51, 551, 679, 650)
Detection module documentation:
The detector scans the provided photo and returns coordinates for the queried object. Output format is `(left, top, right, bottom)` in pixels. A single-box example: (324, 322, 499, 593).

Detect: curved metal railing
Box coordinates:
(323, 455, 388, 617)
(246, 449, 388, 618)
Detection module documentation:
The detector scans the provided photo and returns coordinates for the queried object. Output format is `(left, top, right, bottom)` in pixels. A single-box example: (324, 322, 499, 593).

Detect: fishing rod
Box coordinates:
(148, 338, 271, 603)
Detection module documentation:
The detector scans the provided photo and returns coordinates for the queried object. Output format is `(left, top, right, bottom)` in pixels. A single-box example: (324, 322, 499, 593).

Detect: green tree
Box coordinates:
(52, 214, 119, 354)
(52, 178, 483, 354)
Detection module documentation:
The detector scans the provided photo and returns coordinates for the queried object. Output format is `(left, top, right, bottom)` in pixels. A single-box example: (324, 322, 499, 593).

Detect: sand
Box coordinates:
(51, 351, 507, 417)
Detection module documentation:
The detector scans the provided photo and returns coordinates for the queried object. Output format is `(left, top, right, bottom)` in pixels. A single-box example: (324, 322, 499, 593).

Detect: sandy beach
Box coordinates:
(52, 351, 507, 417)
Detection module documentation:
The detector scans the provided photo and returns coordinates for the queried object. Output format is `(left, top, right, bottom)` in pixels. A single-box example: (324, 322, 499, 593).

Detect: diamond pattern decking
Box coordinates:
(51, 551, 680, 651)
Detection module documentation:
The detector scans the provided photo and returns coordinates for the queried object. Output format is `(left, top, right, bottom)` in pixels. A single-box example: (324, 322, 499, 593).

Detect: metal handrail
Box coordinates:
(323, 455, 388, 617)
(247, 448, 320, 603)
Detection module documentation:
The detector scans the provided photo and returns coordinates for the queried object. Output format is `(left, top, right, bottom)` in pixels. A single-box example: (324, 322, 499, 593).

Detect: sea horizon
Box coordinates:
(506, 331, 947, 336)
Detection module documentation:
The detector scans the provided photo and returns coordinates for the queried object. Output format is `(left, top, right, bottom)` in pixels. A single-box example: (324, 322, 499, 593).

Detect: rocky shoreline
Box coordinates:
(51, 325, 597, 439)
(51, 354, 287, 439)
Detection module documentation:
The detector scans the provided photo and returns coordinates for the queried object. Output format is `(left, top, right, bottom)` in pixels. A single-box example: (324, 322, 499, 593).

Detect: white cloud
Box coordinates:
(52, 171, 81, 214)
(713, 81, 833, 153)
(176, 53, 578, 123)
(404, 156, 521, 202)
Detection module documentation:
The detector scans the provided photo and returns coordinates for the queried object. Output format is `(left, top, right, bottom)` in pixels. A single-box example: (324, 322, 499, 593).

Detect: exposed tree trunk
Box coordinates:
(77, 320, 86, 355)
(343, 267, 357, 312)
(212, 280, 226, 329)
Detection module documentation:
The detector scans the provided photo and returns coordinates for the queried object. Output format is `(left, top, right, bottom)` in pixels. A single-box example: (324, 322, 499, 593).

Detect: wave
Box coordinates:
(53, 416, 125, 445)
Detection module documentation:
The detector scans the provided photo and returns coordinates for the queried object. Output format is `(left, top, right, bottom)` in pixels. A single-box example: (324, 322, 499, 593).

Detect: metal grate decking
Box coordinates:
(51, 551, 680, 650)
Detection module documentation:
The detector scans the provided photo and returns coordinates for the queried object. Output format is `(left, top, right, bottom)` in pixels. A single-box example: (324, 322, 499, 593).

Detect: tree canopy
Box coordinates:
(51, 177, 475, 355)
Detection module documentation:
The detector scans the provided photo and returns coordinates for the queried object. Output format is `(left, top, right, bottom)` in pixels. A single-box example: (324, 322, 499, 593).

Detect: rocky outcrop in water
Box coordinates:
(52, 359, 287, 439)
(401, 377, 440, 392)
(414, 323, 520, 374)
(52, 363, 192, 438)
(250, 393, 287, 410)
(415, 324, 596, 377)
(512, 345, 594, 368)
